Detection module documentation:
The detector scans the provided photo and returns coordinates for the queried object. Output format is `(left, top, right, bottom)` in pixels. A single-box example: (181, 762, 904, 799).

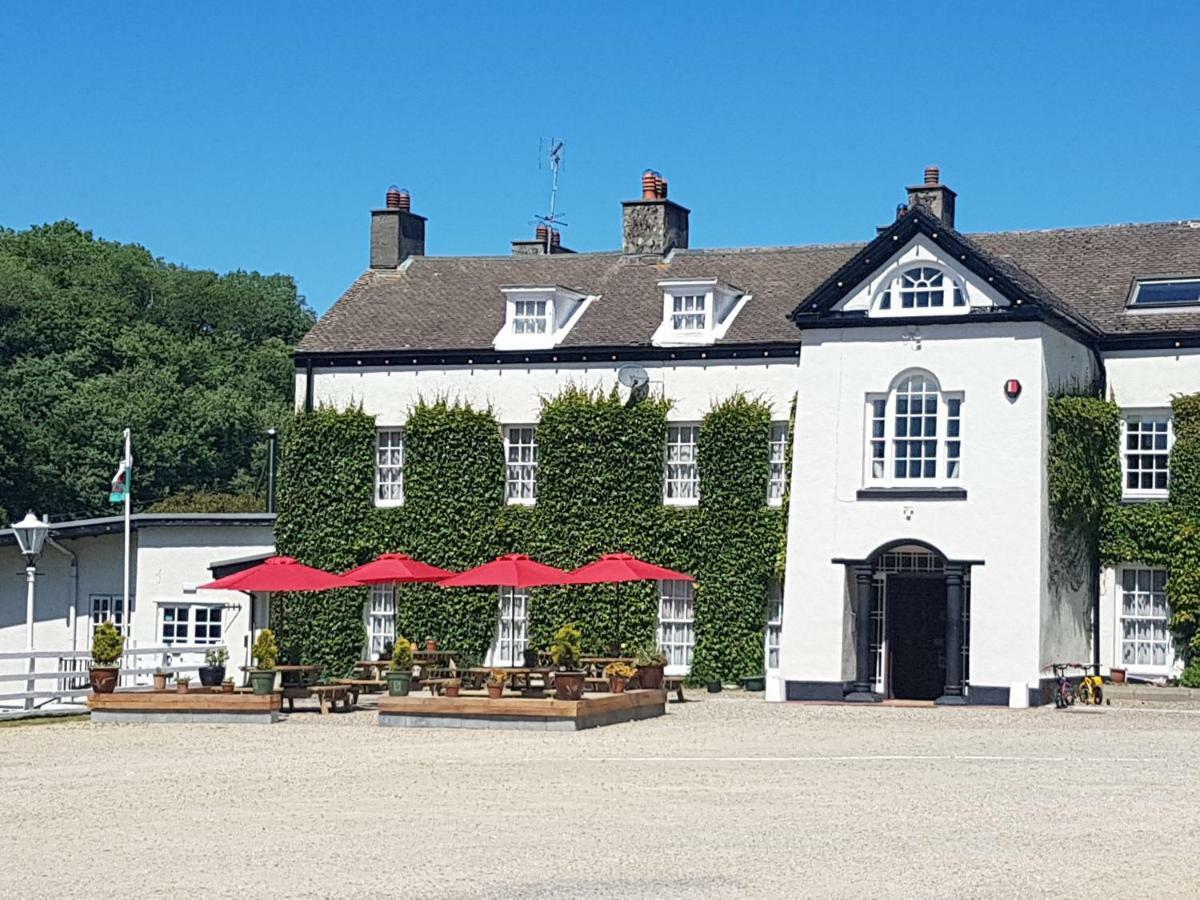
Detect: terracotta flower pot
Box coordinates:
(554, 671, 586, 701)
(153, 672, 169, 691)
(487, 683, 504, 700)
(425, 640, 438, 652)
(221, 682, 234, 694)
(90, 667, 119, 694)
(176, 681, 190, 694)
(1110, 668, 1127, 684)
(638, 664, 664, 690)
(609, 676, 628, 694)
(444, 683, 461, 698)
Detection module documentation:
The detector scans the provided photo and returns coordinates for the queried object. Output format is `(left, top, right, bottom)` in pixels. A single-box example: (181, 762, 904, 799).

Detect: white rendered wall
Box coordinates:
(298, 357, 801, 426)
(780, 321, 1054, 696)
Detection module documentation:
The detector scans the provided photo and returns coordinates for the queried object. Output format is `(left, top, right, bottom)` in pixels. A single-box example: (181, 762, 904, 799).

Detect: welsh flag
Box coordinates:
(109, 429, 132, 504)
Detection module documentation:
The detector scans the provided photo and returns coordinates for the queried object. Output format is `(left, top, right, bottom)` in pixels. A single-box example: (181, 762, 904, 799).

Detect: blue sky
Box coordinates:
(3, 2, 1199, 314)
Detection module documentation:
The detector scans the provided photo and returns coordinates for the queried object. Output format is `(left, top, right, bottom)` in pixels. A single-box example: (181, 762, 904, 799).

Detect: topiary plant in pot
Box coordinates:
(249, 629, 278, 695)
(633, 644, 667, 690)
(386, 637, 414, 697)
(486, 668, 509, 700)
(551, 624, 585, 700)
(199, 646, 229, 686)
(604, 661, 637, 694)
(90, 621, 124, 693)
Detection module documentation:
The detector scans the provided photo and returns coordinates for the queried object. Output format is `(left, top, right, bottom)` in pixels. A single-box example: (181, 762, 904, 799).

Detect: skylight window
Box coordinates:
(1129, 278, 1200, 308)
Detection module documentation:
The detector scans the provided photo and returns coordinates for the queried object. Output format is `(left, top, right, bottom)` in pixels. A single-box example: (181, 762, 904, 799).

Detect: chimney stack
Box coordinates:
(622, 169, 689, 255)
(371, 185, 426, 268)
(905, 165, 956, 229)
(511, 223, 574, 256)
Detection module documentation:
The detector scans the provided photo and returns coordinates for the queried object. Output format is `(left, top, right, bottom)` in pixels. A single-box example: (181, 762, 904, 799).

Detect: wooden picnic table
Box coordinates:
(466, 666, 553, 694)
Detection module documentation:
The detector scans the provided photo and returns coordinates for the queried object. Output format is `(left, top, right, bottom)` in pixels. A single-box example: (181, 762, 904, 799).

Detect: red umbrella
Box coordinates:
(438, 553, 573, 589)
(342, 552, 454, 584)
(566, 553, 694, 652)
(439, 554, 573, 667)
(200, 556, 361, 592)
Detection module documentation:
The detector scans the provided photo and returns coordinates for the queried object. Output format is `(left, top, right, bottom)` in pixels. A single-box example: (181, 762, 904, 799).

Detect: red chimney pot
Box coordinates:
(924, 166, 940, 186)
(642, 169, 659, 200)
(535, 224, 549, 241)
(385, 186, 402, 209)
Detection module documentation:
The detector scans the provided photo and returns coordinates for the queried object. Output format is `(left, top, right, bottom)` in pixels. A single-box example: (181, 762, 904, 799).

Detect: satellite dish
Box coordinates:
(617, 365, 651, 407)
(617, 365, 649, 388)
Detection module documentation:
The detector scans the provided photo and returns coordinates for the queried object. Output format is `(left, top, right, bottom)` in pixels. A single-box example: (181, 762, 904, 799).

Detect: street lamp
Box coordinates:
(12, 511, 49, 710)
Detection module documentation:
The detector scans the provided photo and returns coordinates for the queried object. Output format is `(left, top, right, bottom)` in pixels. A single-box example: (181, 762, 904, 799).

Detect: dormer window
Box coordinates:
(875, 266, 966, 315)
(494, 286, 595, 351)
(653, 279, 749, 346)
(1128, 277, 1200, 309)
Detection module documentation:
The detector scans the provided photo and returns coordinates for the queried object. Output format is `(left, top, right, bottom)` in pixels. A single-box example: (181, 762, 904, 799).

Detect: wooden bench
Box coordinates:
(281, 685, 313, 711)
(662, 677, 686, 703)
(334, 678, 386, 703)
(310, 684, 355, 714)
(584, 677, 609, 693)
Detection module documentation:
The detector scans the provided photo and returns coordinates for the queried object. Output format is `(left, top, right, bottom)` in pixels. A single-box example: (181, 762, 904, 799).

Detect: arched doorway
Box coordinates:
(839, 540, 974, 705)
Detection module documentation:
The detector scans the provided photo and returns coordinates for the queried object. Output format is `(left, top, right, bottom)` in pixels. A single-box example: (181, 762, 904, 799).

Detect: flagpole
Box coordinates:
(122, 428, 131, 653)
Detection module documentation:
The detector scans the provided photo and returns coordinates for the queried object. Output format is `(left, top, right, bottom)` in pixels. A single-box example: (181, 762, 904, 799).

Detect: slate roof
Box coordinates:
(298, 216, 1200, 355)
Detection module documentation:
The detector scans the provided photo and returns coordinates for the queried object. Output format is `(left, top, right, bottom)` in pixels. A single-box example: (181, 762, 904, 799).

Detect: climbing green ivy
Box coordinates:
(274, 387, 787, 683)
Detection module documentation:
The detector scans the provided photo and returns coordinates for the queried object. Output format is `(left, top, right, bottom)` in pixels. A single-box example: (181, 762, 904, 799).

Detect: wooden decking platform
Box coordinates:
(378, 688, 667, 731)
(88, 689, 282, 724)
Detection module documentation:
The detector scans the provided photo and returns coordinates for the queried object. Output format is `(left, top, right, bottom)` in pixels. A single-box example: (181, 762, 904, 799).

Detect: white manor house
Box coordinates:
(295, 168, 1200, 706)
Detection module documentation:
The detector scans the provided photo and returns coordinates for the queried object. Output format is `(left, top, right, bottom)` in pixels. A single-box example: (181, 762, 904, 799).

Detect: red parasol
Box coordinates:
(566, 553, 694, 652)
(199, 556, 361, 592)
(342, 552, 454, 584)
(437, 553, 573, 589)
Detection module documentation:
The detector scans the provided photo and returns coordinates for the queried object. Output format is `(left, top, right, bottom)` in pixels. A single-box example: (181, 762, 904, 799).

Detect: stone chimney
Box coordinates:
(511, 224, 574, 256)
(905, 166, 956, 229)
(621, 169, 689, 255)
(370, 186, 426, 268)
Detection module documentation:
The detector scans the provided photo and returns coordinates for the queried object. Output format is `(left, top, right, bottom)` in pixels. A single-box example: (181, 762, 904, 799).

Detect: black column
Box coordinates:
(845, 563, 880, 702)
(936, 564, 967, 705)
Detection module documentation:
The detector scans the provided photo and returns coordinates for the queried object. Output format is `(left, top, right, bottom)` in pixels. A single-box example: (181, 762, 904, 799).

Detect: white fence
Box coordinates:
(0, 645, 225, 712)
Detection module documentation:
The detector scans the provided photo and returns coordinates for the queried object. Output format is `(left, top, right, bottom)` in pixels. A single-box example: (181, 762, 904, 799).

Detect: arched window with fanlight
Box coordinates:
(866, 370, 963, 484)
(874, 266, 967, 316)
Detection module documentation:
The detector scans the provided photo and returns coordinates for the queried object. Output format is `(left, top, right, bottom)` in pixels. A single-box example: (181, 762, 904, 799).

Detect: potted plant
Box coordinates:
(522, 647, 541, 668)
(424, 636, 438, 653)
(551, 624, 586, 700)
(486, 669, 509, 700)
(386, 637, 414, 697)
(249, 629, 279, 695)
(443, 678, 462, 698)
(221, 679, 235, 694)
(176, 675, 192, 694)
(634, 644, 667, 690)
(89, 621, 123, 693)
(1110, 667, 1127, 684)
(604, 661, 637, 694)
(742, 674, 766, 692)
(707, 680, 723, 693)
(152, 668, 171, 692)
(199, 647, 228, 686)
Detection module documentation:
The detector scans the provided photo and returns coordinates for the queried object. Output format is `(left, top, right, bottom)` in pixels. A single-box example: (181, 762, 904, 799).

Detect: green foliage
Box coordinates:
(1181, 658, 1200, 688)
(148, 491, 265, 513)
(0, 221, 313, 520)
(252, 629, 278, 670)
(389, 637, 413, 672)
(1047, 396, 1121, 531)
(550, 623, 583, 669)
(91, 621, 123, 666)
(275, 388, 786, 685)
(1169, 394, 1200, 519)
(634, 644, 667, 667)
(204, 647, 229, 667)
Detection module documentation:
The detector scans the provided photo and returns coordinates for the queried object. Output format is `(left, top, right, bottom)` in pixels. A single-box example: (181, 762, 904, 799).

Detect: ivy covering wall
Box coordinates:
(1050, 392, 1200, 684)
(274, 388, 786, 683)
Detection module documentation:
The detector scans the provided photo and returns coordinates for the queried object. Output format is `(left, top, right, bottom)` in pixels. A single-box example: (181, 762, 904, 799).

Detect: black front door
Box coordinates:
(887, 575, 946, 701)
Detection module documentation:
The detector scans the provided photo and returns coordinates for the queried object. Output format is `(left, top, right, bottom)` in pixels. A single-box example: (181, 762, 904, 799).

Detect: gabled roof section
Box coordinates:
(789, 206, 1102, 341)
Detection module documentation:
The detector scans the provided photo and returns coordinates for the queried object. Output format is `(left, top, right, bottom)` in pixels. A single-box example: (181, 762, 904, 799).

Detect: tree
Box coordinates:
(0, 221, 313, 519)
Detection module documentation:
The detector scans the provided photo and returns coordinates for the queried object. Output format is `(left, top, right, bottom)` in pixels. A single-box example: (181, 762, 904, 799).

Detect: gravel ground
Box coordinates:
(1, 693, 1197, 899)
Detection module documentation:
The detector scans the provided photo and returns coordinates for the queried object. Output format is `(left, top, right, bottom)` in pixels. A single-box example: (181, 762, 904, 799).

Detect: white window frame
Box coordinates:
(765, 580, 783, 670)
(512, 298, 549, 335)
(767, 421, 789, 506)
(504, 425, 538, 505)
(658, 580, 695, 674)
(89, 594, 129, 637)
(159, 604, 224, 646)
(663, 423, 701, 506)
(365, 584, 396, 657)
(375, 428, 405, 507)
(1116, 566, 1173, 674)
(864, 370, 963, 487)
(1121, 411, 1172, 500)
(671, 293, 708, 332)
(871, 265, 968, 317)
(487, 587, 529, 667)
(652, 279, 750, 347)
(494, 286, 594, 351)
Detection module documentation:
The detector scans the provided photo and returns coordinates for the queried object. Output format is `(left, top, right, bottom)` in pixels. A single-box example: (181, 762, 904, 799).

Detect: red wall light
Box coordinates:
(1004, 379, 1022, 399)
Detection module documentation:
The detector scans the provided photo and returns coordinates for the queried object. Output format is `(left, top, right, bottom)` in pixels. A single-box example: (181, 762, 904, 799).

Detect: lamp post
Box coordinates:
(12, 511, 50, 710)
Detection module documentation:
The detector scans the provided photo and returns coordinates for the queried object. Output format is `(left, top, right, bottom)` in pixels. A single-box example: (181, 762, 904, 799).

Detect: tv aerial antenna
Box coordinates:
(534, 138, 567, 253)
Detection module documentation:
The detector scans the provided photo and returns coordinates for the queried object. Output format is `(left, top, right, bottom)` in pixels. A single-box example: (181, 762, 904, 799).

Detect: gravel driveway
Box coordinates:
(1, 694, 1196, 898)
